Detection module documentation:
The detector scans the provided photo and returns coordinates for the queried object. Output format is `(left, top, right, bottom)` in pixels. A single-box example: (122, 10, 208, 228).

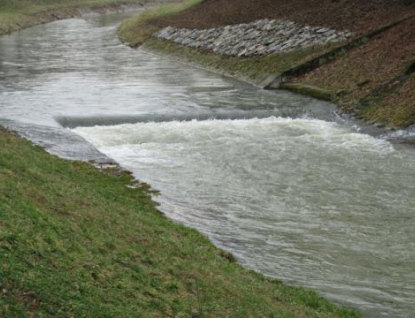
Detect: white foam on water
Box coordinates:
(3, 9, 415, 317)
(73, 117, 415, 317)
(73, 117, 394, 151)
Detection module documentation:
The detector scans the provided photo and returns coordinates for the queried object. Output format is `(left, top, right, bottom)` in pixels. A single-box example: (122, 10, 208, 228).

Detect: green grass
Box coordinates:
(0, 2, 360, 315)
(117, 1, 335, 86)
(117, 0, 415, 128)
(0, 128, 362, 317)
(141, 38, 327, 86)
(358, 73, 415, 128)
(118, 0, 202, 47)
(0, 0, 147, 35)
(0, 0, 144, 12)
(279, 83, 335, 101)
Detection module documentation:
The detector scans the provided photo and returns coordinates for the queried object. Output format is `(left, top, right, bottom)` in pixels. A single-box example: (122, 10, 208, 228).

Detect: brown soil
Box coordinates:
(360, 74, 415, 127)
(147, 0, 415, 127)
(293, 17, 415, 96)
(153, 0, 415, 34)
(289, 16, 415, 126)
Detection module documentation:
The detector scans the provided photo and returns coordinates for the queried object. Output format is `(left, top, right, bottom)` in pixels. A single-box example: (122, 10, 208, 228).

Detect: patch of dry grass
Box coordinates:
(289, 18, 415, 127)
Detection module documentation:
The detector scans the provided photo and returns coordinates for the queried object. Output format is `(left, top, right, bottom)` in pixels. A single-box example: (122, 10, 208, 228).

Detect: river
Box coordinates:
(0, 10, 414, 317)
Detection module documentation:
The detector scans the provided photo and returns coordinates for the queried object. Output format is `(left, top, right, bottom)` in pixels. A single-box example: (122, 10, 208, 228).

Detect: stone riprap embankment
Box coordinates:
(155, 19, 353, 57)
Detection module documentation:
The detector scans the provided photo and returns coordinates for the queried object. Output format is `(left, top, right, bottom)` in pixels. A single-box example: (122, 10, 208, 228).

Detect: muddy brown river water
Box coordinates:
(1, 10, 414, 317)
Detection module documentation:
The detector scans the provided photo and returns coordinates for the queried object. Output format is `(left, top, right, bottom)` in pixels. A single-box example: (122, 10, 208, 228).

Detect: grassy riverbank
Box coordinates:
(0, 128, 361, 317)
(142, 38, 328, 86)
(119, 0, 415, 129)
(118, 0, 201, 47)
(0, 1, 364, 316)
(0, 0, 148, 36)
(118, 0, 334, 85)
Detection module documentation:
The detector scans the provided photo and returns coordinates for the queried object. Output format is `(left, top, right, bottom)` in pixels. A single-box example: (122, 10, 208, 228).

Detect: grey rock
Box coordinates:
(157, 26, 174, 38)
(316, 27, 330, 33)
(154, 19, 353, 57)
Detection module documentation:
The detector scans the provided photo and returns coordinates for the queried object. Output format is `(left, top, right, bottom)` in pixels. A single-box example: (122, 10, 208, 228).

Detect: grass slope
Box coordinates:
(118, 0, 202, 47)
(141, 39, 328, 86)
(151, 0, 412, 34)
(0, 129, 361, 317)
(118, 1, 336, 86)
(0, 1, 359, 316)
(290, 17, 415, 128)
(0, 0, 146, 36)
(119, 0, 415, 128)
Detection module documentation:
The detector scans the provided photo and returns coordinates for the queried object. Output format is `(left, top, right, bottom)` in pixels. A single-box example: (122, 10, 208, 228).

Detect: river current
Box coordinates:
(0, 11, 414, 317)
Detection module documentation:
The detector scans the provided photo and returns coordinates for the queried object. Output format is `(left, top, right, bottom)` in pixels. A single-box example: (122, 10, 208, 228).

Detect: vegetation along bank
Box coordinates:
(0, 127, 361, 317)
(0, 0, 149, 36)
(0, 0, 361, 316)
(119, 0, 415, 129)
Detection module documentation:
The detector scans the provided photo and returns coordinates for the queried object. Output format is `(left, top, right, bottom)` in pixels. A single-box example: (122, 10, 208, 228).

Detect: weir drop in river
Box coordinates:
(0, 10, 414, 318)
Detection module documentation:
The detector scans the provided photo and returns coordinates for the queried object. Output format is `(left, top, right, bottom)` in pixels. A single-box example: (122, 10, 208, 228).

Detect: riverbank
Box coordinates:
(119, 0, 415, 129)
(0, 129, 362, 317)
(0, 0, 149, 36)
(0, 3, 361, 317)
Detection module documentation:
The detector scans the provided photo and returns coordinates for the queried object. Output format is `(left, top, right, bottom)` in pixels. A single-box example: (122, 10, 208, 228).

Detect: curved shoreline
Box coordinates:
(0, 4, 361, 317)
(0, 0, 148, 37)
(118, 0, 415, 130)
